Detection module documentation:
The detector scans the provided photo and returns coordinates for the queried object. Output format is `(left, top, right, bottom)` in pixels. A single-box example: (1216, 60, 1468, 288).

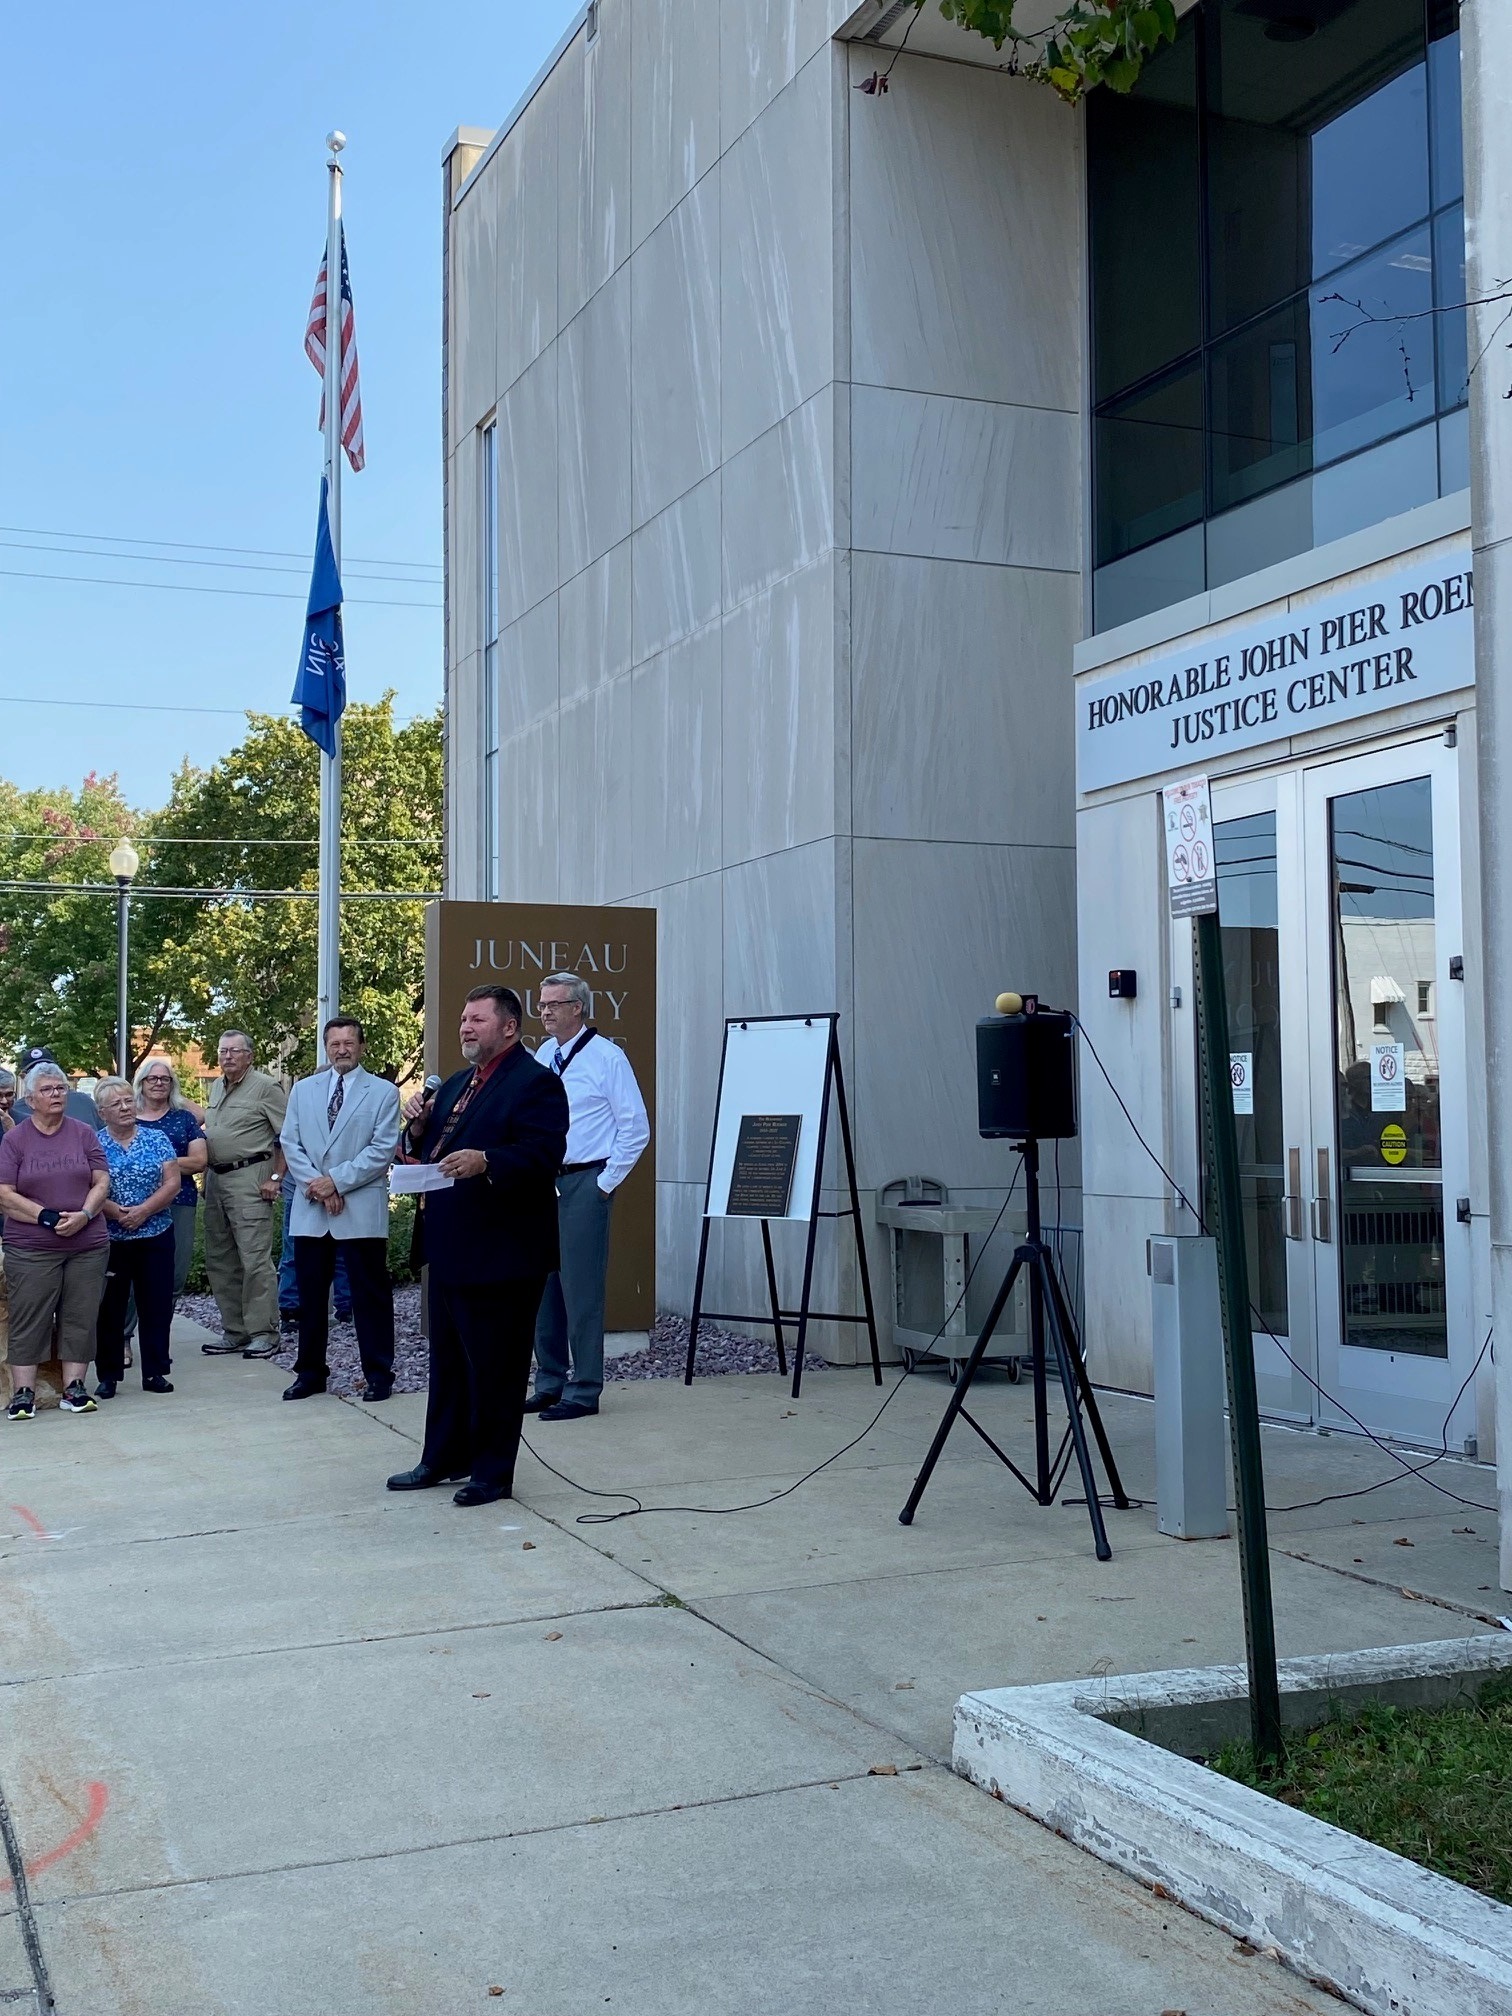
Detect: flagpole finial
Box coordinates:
(326, 130, 346, 157)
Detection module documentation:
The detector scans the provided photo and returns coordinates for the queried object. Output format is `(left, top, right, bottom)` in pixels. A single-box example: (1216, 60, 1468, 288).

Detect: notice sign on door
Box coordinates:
(726, 1114, 803, 1217)
(1163, 775, 1218, 917)
(1370, 1041, 1406, 1111)
(1230, 1052, 1254, 1115)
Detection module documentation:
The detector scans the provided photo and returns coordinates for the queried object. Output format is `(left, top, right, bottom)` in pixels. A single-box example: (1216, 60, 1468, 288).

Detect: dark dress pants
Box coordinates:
(96, 1230, 175, 1383)
(419, 1274, 547, 1491)
(293, 1235, 394, 1387)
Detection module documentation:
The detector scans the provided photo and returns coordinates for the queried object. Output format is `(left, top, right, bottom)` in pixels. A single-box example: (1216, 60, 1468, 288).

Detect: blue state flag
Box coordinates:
(292, 477, 346, 756)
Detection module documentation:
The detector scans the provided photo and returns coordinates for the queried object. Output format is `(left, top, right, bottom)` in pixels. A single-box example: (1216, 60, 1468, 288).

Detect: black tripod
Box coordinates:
(898, 1137, 1129, 1559)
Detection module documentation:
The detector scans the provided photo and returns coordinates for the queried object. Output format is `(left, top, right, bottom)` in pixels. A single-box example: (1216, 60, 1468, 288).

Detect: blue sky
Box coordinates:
(1, 0, 578, 809)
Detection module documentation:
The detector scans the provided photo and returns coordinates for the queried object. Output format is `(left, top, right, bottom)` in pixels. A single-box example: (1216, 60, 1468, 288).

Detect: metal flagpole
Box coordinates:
(317, 131, 345, 1034)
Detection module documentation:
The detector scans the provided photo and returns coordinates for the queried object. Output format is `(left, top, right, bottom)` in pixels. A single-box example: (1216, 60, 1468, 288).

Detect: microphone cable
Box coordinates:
(520, 1162, 1024, 1526)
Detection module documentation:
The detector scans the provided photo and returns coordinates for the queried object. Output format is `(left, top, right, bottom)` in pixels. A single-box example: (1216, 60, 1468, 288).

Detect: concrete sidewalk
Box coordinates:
(0, 1319, 1497, 2015)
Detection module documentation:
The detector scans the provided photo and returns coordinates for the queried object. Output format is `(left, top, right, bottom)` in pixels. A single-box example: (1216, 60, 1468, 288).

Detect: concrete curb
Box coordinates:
(953, 1636, 1512, 2016)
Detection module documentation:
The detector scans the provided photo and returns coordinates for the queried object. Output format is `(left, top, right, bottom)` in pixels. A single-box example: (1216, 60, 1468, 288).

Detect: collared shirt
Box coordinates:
(205, 1067, 287, 1168)
(532, 1029, 649, 1192)
(423, 1047, 509, 1162)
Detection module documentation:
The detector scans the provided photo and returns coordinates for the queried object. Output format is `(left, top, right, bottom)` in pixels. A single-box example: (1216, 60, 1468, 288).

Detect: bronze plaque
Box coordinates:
(726, 1115, 802, 1217)
(424, 901, 656, 1329)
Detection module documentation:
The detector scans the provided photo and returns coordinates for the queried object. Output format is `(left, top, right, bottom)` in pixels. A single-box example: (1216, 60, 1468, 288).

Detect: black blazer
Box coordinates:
(413, 1044, 568, 1285)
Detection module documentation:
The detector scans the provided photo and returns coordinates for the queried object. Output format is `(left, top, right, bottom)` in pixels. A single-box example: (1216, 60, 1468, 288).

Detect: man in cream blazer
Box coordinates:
(279, 1016, 401, 1403)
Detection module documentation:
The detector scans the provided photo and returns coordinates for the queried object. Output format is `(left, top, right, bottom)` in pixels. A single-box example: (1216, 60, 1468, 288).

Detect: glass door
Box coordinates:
(1303, 741, 1473, 1447)
(1211, 773, 1317, 1420)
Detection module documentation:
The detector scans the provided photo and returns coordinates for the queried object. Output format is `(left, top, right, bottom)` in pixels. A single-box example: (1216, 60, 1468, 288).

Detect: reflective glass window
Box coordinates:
(1311, 226, 1435, 466)
(1095, 364, 1204, 566)
(1206, 0, 1425, 337)
(1433, 203, 1467, 412)
(1330, 778, 1446, 1359)
(1088, 19, 1199, 403)
(1209, 298, 1312, 515)
(1309, 62, 1428, 282)
(1428, 24, 1462, 209)
(1089, 2, 1463, 628)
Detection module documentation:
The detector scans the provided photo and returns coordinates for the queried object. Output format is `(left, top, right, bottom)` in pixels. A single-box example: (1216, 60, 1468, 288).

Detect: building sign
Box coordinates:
(424, 900, 656, 1329)
(1078, 546, 1473, 793)
(1163, 775, 1217, 916)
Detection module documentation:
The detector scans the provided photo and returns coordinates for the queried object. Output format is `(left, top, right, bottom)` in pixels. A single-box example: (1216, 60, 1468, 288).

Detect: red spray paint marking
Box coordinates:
(0, 1782, 110, 1893)
(9, 1505, 48, 1538)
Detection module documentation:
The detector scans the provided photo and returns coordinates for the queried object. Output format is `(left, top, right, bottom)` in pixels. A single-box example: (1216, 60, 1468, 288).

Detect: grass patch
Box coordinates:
(1210, 1672, 1512, 1906)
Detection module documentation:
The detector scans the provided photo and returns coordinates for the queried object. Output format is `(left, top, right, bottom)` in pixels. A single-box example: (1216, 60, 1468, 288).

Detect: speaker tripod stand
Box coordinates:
(898, 1137, 1129, 1559)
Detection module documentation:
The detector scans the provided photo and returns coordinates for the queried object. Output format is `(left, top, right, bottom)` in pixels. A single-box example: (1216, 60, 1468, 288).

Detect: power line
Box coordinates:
(0, 834, 441, 848)
(0, 880, 437, 902)
(0, 694, 439, 722)
(0, 565, 440, 610)
(0, 538, 439, 589)
(0, 523, 439, 574)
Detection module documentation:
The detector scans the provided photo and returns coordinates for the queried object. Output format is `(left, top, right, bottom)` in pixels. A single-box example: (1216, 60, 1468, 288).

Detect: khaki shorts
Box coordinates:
(4, 1243, 110, 1366)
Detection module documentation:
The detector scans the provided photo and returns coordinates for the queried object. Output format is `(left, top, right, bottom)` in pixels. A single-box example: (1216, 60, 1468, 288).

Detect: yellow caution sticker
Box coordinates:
(1380, 1123, 1408, 1166)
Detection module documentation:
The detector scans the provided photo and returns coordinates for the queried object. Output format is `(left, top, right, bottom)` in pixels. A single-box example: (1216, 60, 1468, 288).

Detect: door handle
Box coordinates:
(1312, 1146, 1332, 1243)
(1286, 1147, 1304, 1240)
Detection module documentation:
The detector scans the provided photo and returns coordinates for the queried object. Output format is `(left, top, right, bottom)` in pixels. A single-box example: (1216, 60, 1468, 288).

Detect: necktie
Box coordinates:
(327, 1073, 344, 1127)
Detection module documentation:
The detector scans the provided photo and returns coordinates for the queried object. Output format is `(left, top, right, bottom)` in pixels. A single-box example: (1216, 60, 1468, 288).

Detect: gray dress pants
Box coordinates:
(533, 1167, 613, 1407)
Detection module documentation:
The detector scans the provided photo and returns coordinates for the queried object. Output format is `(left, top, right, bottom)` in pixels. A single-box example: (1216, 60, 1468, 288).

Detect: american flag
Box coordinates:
(305, 227, 365, 473)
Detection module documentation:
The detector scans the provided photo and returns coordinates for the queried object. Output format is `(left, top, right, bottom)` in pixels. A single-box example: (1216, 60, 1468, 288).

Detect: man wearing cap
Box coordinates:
(202, 1030, 287, 1359)
(12, 1048, 98, 1125)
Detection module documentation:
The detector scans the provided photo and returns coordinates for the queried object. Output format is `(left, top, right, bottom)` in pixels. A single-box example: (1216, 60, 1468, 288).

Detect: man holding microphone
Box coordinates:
(526, 972, 649, 1422)
(387, 986, 567, 1505)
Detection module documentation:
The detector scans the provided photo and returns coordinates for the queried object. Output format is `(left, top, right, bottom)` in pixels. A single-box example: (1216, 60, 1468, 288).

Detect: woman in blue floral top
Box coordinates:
(93, 1078, 181, 1398)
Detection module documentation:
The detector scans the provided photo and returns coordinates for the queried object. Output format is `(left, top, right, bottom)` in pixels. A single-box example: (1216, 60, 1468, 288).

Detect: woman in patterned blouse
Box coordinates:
(93, 1078, 181, 1399)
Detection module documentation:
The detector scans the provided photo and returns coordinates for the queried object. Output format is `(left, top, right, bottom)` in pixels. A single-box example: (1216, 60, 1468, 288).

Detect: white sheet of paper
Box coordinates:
(389, 1163, 455, 1195)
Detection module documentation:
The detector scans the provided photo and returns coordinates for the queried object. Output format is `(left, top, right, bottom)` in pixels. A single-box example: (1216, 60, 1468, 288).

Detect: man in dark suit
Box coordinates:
(386, 985, 568, 1507)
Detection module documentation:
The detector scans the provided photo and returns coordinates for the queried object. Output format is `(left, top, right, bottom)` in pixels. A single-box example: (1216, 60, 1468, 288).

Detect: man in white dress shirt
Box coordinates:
(526, 973, 650, 1420)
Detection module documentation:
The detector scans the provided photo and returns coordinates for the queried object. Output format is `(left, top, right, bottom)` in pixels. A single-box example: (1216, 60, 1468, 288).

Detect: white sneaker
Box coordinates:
(242, 1336, 280, 1359)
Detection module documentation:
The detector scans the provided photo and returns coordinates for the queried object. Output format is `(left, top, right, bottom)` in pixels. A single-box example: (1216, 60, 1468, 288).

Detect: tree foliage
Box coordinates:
(0, 697, 442, 1083)
(0, 773, 162, 1075)
(929, 0, 1178, 101)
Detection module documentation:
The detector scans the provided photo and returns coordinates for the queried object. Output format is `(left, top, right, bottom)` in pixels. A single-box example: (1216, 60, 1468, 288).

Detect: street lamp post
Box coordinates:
(109, 840, 139, 1077)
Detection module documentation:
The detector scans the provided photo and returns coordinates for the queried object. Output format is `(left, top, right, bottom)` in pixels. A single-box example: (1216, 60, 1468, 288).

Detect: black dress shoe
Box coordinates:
(283, 1376, 327, 1401)
(523, 1391, 562, 1413)
(95, 1378, 117, 1400)
(386, 1465, 459, 1491)
(360, 1381, 394, 1403)
(142, 1375, 174, 1394)
(538, 1400, 599, 1421)
(453, 1480, 511, 1506)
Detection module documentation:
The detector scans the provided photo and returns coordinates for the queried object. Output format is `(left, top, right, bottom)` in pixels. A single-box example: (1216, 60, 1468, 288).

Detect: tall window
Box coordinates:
(481, 421, 500, 901)
(1089, 0, 1465, 631)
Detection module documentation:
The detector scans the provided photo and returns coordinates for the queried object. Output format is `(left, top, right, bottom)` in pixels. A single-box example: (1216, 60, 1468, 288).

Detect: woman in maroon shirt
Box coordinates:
(0, 1062, 111, 1419)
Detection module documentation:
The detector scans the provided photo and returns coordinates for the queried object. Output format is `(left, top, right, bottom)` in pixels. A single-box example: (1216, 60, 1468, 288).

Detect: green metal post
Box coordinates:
(1192, 907, 1283, 1764)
